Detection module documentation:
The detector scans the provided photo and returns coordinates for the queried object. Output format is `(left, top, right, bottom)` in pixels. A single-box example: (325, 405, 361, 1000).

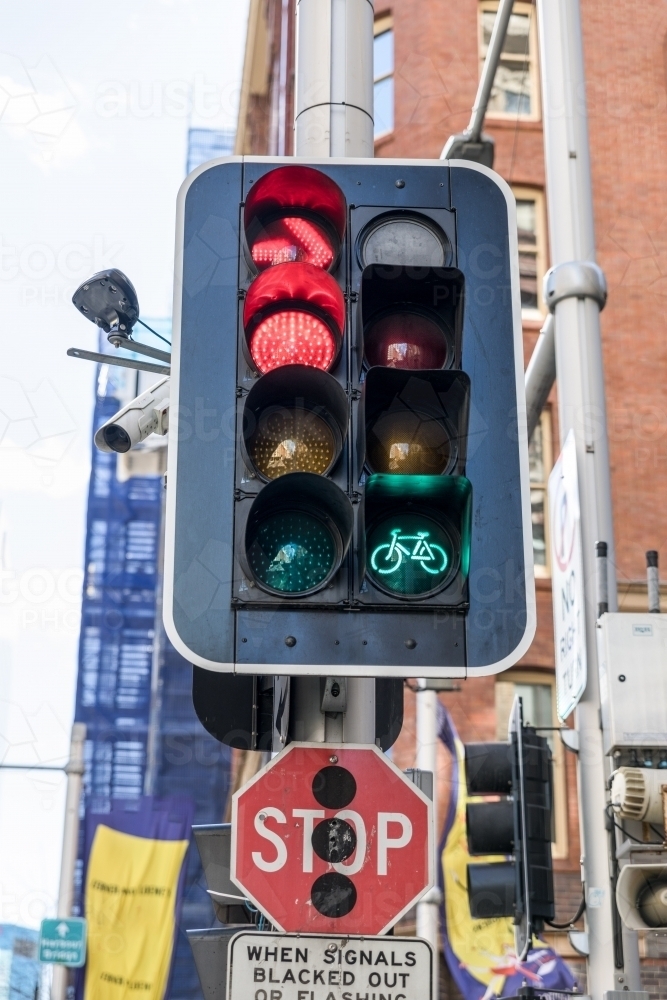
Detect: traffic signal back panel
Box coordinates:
(165, 157, 535, 676)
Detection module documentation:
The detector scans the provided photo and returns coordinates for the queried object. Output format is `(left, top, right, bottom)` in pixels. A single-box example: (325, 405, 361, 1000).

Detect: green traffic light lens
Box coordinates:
(247, 510, 336, 595)
(366, 512, 456, 597)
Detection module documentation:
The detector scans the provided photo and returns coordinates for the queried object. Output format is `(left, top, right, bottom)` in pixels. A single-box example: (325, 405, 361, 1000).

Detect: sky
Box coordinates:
(0, 0, 249, 930)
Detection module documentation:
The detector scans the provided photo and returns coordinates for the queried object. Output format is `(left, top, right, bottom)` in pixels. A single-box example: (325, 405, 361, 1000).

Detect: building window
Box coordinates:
(512, 186, 546, 318)
(479, 1, 540, 121)
(374, 15, 394, 138)
(529, 408, 552, 578)
(495, 671, 569, 860)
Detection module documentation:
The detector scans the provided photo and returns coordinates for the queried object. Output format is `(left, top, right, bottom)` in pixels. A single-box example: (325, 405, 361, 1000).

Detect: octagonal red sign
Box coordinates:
(230, 742, 433, 935)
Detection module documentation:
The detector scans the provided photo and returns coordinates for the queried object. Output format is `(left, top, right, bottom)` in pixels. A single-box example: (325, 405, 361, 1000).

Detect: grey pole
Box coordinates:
(290, 0, 376, 744)
(524, 313, 555, 441)
(467, 0, 514, 143)
(294, 0, 374, 158)
(535, 1, 640, 994)
(51, 722, 86, 1000)
(440, 0, 514, 165)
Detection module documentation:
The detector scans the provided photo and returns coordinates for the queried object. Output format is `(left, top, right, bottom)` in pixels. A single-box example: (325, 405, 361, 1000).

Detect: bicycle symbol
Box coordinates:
(370, 529, 448, 576)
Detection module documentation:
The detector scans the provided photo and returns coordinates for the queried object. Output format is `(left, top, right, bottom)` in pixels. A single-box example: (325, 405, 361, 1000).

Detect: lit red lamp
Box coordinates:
(243, 261, 345, 374)
(244, 166, 346, 273)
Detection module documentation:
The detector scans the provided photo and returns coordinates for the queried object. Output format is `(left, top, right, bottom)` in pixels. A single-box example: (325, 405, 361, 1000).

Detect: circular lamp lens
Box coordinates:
(365, 311, 449, 370)
(361, 217, 448, 267)
(247, 511, 336, 595)
(366, 409, 454, 475)
(367, 512, 455, 597)
(249, 309, 337, 373)
(250, 408, 337, 479)
(250, 216, 336, 271)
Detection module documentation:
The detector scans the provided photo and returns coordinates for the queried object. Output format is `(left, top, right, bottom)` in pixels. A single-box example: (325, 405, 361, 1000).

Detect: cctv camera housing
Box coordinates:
(72, 269, 140, 335)
(94, 377, 170, 454)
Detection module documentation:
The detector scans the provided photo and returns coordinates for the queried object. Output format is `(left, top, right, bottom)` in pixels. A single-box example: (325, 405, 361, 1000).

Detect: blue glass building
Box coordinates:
(73, 129, 239, 997)
(0, 924, 41, 999)
(73, 125, 241, 998)
(186, 127, 235, 174)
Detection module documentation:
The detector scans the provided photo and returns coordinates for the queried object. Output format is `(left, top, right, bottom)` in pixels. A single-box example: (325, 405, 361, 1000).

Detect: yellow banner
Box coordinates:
(84, 825, 188, 1000)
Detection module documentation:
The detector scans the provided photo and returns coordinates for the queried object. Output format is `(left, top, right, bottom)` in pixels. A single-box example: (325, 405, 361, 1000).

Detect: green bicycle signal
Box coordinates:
(366, 513, 455, 597)
(371, 528, 448, 576)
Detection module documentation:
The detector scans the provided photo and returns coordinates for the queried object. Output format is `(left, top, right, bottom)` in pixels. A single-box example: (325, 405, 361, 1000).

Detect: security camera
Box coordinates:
(94, 377, 170, 454)
(72, 269, 140, 337)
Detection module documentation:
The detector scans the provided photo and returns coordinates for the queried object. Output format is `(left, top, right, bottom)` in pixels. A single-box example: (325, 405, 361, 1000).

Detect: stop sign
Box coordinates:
(230, 742, 433, 935)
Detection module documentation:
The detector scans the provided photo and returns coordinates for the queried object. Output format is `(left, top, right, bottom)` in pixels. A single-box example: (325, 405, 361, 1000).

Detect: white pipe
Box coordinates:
(295, 0, 374, 157)
(536, 1, 634, 994)
(416, 684, 439, 979)
(51, 723, 86, 1000)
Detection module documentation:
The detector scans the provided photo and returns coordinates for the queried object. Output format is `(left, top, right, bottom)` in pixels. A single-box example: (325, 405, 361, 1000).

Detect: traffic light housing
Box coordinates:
(165, 157, 535, 676)
(192, 669, 404, 753)
(464, 698, 555, 955)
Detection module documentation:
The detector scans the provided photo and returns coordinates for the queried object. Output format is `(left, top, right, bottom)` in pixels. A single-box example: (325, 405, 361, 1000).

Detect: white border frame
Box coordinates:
(228, 741, 434, 935)
(163, 156, 536, 677)
(226, 930, 434, 999)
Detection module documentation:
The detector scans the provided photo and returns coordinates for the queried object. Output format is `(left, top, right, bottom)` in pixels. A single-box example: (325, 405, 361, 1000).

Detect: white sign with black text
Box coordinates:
(548, 429, 587, 721)
(226, 932, 433, 1000)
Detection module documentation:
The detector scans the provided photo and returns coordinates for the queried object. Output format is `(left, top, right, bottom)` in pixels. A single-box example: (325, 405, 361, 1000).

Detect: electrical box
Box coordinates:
(598, 613, 667, 757)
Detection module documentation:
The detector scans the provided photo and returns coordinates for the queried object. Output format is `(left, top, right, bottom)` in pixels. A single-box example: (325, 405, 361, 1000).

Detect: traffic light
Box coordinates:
(464, 697, 555, 955)
(165, 157, 534, 676)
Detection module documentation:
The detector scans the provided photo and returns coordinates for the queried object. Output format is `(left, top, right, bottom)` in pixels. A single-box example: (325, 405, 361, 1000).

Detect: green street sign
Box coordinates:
(39, 918, 87, 967)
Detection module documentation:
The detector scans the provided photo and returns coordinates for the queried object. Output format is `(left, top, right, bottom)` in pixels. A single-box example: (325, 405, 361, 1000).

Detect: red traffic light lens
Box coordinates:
(244, 262, 344, 374)
(245, 166, 345, 272)
(249, 310, 337, 374)
(249, 216, 336, 271)
(365, 310, 450, 369)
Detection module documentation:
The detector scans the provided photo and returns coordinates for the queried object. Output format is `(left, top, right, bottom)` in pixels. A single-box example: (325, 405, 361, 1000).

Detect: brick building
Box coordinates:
(233, 1, 667, 993)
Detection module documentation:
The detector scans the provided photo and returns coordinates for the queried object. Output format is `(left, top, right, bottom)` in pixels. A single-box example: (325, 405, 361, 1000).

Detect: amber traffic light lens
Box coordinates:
(248, 310, 338, 373)
(250, 216, 336, 271)
(365, 311, 449, 369)
(249, 408, 337, 479)
(366, 409, 453, 475)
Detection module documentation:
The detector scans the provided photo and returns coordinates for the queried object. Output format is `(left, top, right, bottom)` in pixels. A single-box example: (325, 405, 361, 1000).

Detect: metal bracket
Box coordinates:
(441, 132, 495, 168)
(560, 729, 580, 754)
(543, 260, 607, 313)
(67, 347, 170, 376)
(419, 678, 461, 692)
(107, 333, 171, 364)
(321, 677, 347, 713)
(404, 768, 434, 801)
(569, 930, 590, 956)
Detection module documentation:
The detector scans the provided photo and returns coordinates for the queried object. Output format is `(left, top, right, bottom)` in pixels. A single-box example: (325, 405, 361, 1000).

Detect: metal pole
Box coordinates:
(440, 0, 514, 165)
(294, 0, 374, 158)
(468, 0, 514, 142)
(535, 2, 639, 994)
(51, 722, 86, 1000)
(290, 0, 376, 745)
(524, 313, 555, 441)
(416, 683, 440, 980)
